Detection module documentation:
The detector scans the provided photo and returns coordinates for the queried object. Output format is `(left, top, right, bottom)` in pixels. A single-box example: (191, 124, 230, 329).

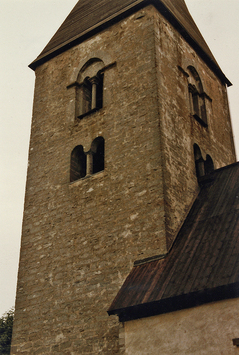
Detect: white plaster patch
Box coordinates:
(136, 190, 147, 197)
(130, 213, 139, 221)
(56, 333, 65, 343)
(121, 229, 132, 238)
(146, 163, 151, 172)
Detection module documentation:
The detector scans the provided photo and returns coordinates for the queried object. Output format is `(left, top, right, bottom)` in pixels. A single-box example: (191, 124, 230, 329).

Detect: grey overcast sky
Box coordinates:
(0, 0, 238, 317)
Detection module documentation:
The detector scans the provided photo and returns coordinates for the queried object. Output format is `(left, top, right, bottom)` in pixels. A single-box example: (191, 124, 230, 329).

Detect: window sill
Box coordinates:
(193, 114, 208, 127)
(69, 170, 105, 187)
(77, 107, 102, 120)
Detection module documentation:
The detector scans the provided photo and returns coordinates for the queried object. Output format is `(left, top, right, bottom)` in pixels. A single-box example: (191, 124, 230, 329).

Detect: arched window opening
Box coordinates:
(194, 144, 204, 178)
(82, 77, 92, 114)
(205, 154, 214, 175)
(193, 145, 214, 183)
(76, 59, 104, 119)
(95, 74, 103, 110)
(70, 145, 86, 182)
(70, 138, 105, 182)
(91, 137, 105, 174)
(188, 66, 207, 126)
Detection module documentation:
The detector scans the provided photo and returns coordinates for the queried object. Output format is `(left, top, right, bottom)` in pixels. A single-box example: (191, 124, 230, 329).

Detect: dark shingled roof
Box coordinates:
(29, 0, 231, 85)
(108, 162, 239, 322)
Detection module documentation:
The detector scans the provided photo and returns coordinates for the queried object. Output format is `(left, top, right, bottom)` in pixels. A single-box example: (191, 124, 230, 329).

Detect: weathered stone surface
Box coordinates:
(11, 5, 236, 355)
(153, 10, 235, 248)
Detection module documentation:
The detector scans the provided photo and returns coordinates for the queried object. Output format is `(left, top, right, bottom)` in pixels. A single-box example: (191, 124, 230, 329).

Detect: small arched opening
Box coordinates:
(205, 154, 214, 175)
(91, 137, 105, 174)
(70, 145, 86, 182)
(193, 144, 204, 179)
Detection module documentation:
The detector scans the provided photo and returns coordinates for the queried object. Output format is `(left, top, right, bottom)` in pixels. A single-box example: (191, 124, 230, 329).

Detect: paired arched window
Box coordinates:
(188, 66, 207, 126)
(70, 137, 105, 182)
(76, 59, 104, 119)
(193, 143, 214, 180)
(67, 57, 116, 122)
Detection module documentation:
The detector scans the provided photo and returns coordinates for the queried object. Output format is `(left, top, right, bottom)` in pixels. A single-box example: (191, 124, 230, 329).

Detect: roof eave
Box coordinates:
(28, 0, 232, 86)
(29, 0, 147, 71)
(108, 283, 239, 322)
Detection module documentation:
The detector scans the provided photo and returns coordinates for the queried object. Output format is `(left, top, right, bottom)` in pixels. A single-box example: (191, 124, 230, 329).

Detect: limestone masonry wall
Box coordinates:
(154, 10, 236, 248)
(12, 7, 166, 355)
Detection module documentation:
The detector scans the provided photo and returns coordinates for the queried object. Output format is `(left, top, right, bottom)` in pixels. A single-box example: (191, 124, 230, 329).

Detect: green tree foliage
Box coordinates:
(0, 308, 14, 355)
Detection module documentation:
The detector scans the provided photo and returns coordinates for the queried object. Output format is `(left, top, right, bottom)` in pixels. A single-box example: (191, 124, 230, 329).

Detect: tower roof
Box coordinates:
(29, 0, 231, 85)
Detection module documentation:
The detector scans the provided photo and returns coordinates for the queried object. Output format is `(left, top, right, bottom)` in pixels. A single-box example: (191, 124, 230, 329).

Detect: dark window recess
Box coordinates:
(70, 137, 105, 182)
(92, 137, 105, 174)
(96, 74, 103, 110)
(193, 144, 214, 183)
(70, 145, 86, 182)
(83, 78, 92, 114)
(194, 144, 205, 178)
(78, 73, 103, 119)
(188, 66, 208, 127)
(192, 91, 200, 117)
(233, 339, 239, 347)
(204, 154, 214, 175)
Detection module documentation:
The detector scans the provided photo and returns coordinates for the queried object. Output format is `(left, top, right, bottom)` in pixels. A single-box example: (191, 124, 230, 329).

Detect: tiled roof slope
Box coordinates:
(29, 0, 231, 85)
(108, 162, 239, 321)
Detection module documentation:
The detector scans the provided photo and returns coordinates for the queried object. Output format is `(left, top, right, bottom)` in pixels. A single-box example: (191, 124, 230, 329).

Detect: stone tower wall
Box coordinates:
(12, 7, 166, 355)
(11, 5, 236, 355)
(153, 11, 236, 248)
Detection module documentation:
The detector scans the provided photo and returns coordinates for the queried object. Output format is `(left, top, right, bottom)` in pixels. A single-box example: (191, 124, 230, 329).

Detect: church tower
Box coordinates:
(11, 1, 236, 354)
